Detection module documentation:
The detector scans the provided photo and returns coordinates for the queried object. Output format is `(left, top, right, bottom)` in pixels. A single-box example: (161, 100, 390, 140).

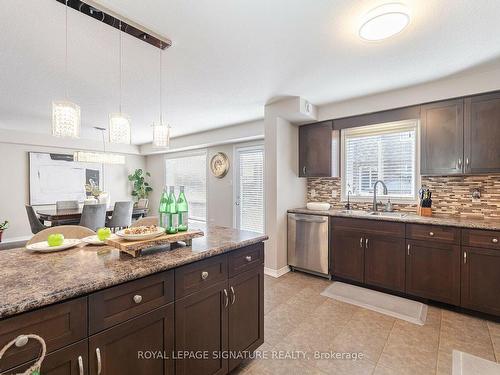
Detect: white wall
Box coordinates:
(0, 142, 145, 241)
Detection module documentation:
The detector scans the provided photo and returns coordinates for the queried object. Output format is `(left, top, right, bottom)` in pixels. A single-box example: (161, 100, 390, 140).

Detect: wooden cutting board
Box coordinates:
(106, 229, 204, 257)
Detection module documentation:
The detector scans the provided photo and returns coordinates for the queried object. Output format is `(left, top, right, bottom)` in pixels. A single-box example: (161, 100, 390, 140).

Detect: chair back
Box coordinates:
(79, 204, 107, 232)
(27, 226, 95, 245)
(131, 216, 159, 227)
(107, 201, 134, 228)
(25, 205, 47, 234)
(56, 200, 79, 210)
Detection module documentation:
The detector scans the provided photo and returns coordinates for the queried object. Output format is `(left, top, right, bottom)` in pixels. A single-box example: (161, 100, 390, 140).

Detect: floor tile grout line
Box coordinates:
(434, 309, 443, 375)
(372, 319, 396, 374)
(486, 322, 499, 363)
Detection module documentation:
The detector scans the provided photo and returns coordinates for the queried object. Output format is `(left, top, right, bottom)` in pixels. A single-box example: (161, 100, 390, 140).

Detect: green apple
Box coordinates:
(97, 227, 112, 241)
(47, 233, 64, 247)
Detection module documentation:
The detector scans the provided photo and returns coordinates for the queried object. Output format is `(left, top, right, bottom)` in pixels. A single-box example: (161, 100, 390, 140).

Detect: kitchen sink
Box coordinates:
(368, 211, 408, 218)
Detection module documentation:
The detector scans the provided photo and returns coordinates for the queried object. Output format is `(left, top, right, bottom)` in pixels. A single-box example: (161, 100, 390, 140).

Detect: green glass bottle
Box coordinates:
(166, 186, 178, 234)
(158, 187, 168, 230)
(177, 186, 188, 231)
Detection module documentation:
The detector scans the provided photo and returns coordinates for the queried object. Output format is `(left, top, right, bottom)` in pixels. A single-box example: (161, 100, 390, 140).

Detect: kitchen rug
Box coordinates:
(452, 350, 500, 375)
(321, 281, 427, 325)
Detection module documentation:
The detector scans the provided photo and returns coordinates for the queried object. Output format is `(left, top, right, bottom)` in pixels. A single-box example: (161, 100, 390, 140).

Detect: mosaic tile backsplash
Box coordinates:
(307, 175, 500, 219)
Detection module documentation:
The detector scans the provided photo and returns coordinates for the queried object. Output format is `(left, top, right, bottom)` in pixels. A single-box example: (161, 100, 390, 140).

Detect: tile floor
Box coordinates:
(233, 271, 500, 375)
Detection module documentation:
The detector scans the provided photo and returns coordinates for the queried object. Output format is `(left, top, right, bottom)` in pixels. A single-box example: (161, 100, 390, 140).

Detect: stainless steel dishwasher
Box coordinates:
(287, 213, 330, 278)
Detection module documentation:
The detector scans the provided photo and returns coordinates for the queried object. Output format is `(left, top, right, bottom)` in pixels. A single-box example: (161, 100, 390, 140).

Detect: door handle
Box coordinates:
(458, 158, 462, 168)
(302, 166, 307, 175)
(230, 286, 236, 305)
(365, 238, 369, 248)
(96, 348, 102, 375)
(463, 251, 467, 264)
(359, 237, 363, 248)
(78, 355, 84, 375)
(407, 244, 410, 256)
(223, 289, 229, 308)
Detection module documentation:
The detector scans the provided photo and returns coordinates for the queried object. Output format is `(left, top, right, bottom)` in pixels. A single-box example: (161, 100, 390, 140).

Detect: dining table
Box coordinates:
(36, 207, 149, 225)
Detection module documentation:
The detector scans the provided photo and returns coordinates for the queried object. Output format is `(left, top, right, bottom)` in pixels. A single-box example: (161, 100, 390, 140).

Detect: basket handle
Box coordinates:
(0, 334, 47, 375)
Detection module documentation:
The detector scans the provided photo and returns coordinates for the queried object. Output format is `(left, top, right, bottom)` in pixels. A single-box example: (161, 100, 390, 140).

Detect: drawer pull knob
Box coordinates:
(429, 232, 434, 236)
(245, 256, 252, 262)
(15, 335, 29, 347)
(493, 238, 499, 244)
(133, 295, 142, 304)
(201, 271, 209, 280)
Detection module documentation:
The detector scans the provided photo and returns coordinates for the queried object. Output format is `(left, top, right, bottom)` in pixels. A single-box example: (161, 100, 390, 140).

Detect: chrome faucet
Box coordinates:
(372, 180, 388, 211)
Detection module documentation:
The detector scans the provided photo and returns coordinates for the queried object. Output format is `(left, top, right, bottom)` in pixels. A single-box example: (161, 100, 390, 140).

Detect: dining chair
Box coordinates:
(25, 205, 49, 234)
(106, 201, 133, 231)
(27, 226, 95, 245)
(131, 216, 159, 227)
(79, 204, 107, 232)
(56, 200, 79, 210)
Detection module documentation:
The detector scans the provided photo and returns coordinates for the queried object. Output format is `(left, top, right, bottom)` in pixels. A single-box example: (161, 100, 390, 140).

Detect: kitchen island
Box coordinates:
(0, 225, 267, 375)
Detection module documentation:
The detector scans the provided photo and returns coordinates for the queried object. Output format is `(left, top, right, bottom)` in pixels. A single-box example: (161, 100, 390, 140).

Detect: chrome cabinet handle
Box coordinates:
(245, 255, 252, 262)
(463, 251, 467, 264)
(492, 238, 499, 244)
(223, 289, 228, 308)
(365, 238, 369, 248)
(96, 348, 102, 375)
(302, 166, 306, 175)
(230, 286, 236, 305)
(201, 271, 209, 280)
(359, 237, 363, 248)
(78, 355, 84, 375)
(133, 295, 142, 304)
(466, 157, 469, 166)
(458, 158, 462, 167)
(429, 232, 434, 237)
(407, 244, 410, 256)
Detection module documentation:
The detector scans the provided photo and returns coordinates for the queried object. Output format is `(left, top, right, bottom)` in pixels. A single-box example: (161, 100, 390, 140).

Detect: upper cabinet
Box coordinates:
(298, 120, 339, 177)
(421, 92, 500, 176)
(421, 99, 464, 176)
(464, 92, 500, 174)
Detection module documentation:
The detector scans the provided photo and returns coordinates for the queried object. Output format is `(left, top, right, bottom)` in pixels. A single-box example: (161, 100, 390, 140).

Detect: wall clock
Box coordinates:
(210, 152, 230, 179)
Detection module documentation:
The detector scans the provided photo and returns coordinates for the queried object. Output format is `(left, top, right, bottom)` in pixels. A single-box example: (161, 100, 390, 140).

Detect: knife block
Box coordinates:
(417, 206, 432, 217)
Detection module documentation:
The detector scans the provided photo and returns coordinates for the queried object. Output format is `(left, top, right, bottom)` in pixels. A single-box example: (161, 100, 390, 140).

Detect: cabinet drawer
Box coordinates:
(228, 243, 264, 277)
(89, 271, 174, 334)
(332, 217, 405, 238)
(406, 224, 460, 244)
(462, 229, 500, 250)
(175, 254, 228, 298)
(0, 297, 87, 372)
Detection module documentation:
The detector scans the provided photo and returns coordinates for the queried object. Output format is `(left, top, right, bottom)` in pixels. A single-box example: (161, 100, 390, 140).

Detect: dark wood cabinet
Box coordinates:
(331, 229, 364, 282)
(228, 267, 264, 372)
(298, 120, 339, 177)
(175, 282, 228, 375)
(461, 247, 500, 316)
(89, 304, 174, 375)
(406, 240, 460, 305)
(464, 92, 500, 174)
(364, 236, 405, 292)
(421, 99, 464, 175)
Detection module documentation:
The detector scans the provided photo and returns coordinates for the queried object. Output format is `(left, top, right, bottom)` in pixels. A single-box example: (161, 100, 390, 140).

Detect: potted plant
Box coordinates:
(128, 169, 153, 204)
(0, 220, 8, 243)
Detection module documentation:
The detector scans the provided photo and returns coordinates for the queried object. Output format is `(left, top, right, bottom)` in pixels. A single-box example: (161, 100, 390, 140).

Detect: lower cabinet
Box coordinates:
(332, 229, 364, 282)
(461, 247, 500, 316)
(364, 236, 405, 292)
(89, 304, 174, 375)
(406, 240, 460, 305)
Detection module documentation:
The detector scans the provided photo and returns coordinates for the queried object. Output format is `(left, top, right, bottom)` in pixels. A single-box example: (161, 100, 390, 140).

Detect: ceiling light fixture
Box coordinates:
(109, 21, 132, 145)
(52, 0, 81, 138)
(152, 43, 171, 148)
(359, 3, 410, 41)
(74, 127, 125, 165)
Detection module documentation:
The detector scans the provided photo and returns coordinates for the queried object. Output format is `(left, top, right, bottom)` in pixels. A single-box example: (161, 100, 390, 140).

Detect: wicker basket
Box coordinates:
(0, 334, 46, 375)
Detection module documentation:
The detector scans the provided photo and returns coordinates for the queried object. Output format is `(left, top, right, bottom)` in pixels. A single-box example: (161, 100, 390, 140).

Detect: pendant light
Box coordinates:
(109, 21, 131, 144)
(74, 127, 125, 165)
(52, 0, 81, 138)
(152, 43, 171, 148)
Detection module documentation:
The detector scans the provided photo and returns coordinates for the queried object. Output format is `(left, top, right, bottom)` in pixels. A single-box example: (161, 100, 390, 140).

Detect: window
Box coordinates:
(235, 145, 265, 233)
(165, 152, 207, 222)
(342, 120, 418, 200)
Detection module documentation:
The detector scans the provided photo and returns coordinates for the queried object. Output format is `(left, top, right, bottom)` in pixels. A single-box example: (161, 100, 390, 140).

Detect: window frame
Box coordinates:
(340, 119, 421, 204)
(164, 149, 208, 223)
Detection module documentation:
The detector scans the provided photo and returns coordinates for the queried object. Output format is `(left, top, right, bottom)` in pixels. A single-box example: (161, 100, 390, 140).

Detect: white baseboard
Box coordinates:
(264, 265, 290, 278)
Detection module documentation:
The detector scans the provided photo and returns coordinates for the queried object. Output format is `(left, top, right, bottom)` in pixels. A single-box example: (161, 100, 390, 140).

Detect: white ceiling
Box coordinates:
(1, 0, 500, 144)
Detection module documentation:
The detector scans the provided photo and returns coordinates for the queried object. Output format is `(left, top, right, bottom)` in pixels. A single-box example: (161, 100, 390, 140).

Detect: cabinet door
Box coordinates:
(464, 92, 500, 174)
(175, 282, 228, 375)
(406, 240, 460, 305)
(461, 247, 500, 315)
(364, 236, 405, 292)
(421, 99, 464, 175)
(331, 230, 364, 282)
(89, 305, 174, 375)
(299, 121, 335, 177)
(227, 267, 264, 373)
(6, 340, 88, 375)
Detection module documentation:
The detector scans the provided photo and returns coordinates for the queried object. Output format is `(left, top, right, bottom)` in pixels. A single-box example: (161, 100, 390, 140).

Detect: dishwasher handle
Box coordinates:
(289, 214, 328, 223)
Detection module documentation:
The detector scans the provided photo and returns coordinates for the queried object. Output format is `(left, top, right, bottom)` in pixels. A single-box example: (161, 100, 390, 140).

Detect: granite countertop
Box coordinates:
(0, 225, 268, 320)
(288, 208, 500, 231)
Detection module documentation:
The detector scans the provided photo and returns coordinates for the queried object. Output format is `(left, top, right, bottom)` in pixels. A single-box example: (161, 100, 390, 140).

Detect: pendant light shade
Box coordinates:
(52, 100, 81, 138)
(52, 0, 80, 139)
(109, 113, 131, 144)
(153, 122, 171, 148)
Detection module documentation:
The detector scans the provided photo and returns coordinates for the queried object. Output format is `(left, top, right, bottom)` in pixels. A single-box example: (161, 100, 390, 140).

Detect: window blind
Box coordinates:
(165, 153, 207, 221)
(238, 148, 264, 233)
(343, 121, 417, 199)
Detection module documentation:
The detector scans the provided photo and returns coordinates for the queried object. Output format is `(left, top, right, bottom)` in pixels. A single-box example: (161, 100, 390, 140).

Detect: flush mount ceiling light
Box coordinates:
(359, 3, 410, 41)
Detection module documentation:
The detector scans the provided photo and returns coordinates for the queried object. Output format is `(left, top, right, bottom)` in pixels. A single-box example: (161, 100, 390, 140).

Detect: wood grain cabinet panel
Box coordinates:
(331, 229, 364, 283)
(406, 224, 460, 244)
(228, 243, 264, 278)
(298, 121, 339, 177)
(364, 236, 405, 292)
(462, 229, 500, 251)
